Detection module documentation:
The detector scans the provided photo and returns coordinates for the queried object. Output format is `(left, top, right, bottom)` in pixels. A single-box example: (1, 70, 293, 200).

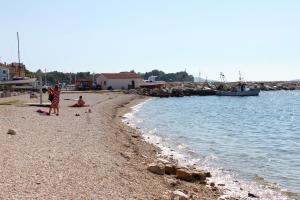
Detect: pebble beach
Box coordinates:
(0, 92, 219, 200)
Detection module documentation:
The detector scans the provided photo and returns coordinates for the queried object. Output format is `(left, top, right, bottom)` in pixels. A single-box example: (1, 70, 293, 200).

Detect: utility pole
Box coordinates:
(17, 32, 21, 64)
(69, 72, 72, 84)
(17, 32, 21, 77)
(39, 76, 43, 105)
(44, 68, 47, 85)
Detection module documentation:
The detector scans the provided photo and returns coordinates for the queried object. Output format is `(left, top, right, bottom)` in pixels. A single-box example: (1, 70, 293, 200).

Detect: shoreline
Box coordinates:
(121, 93, 299, 200)
(115, 95, 223, 199)
(0, 92, 220, 199)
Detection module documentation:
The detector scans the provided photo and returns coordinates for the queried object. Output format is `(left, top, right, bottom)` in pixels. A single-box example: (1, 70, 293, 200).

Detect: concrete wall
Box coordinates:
(96, 74, 107, 88)
(106, 79, 142, 89)
(96, 75, 142, 89)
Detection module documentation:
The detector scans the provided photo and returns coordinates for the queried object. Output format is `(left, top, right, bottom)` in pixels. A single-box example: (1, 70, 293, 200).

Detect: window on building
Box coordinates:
(3, 70, 6, 74)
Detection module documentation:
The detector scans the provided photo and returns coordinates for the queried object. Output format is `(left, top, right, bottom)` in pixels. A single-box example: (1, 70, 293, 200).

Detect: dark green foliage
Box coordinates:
(139, 69, 194, 82)
(25, 69, 194, 85)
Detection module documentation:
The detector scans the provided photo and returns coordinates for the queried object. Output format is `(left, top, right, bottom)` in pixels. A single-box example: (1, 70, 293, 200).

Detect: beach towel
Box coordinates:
(36, 109, 50, 115)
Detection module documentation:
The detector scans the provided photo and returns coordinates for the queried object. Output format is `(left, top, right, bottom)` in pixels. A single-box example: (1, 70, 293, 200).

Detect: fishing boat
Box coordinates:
(216, 84, 260, 96)
(216, 72, 260, 96)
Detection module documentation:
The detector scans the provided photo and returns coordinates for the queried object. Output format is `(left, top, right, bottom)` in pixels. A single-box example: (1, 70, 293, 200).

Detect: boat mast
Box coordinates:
(220, 72, 226, 83)
(199, 71, 201, 83)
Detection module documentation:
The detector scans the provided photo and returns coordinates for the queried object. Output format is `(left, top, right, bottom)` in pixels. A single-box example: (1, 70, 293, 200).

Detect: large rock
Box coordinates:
(192, 170, 211, 181)
(147, 163, 165, 175)
(176, 168, 193, 181)
(165, 164, 176, 175)
(176, 168, 211, 182)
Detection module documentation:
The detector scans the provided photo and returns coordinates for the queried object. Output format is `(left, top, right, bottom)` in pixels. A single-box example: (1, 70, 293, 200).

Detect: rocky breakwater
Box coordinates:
(217, 81, 300, 91)
(124, 81, 300, 97)
(125, 87, 216, 98)
(258, 81, 300, 91)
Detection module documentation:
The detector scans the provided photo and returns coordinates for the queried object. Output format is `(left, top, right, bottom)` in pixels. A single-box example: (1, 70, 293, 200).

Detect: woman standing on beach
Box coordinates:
(48, 85, 61, 116)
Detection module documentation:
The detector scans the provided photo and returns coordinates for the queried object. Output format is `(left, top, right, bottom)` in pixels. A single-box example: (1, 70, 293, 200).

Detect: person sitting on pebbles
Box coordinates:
(71, 96, 88, 107)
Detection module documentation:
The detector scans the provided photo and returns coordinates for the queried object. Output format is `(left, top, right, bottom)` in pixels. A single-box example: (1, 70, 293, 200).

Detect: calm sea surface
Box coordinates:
(124, 91, 300, 200)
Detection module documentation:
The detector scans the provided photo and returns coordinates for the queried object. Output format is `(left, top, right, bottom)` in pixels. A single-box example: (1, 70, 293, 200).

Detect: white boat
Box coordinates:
(140, 76, 166, 89)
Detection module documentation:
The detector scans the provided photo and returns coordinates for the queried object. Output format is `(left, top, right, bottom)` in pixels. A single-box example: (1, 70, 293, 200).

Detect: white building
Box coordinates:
(0, 67, 9, 81)
(96, 72, 143, 90)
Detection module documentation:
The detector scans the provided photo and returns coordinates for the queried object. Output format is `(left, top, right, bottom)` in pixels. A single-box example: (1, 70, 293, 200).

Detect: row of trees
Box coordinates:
(26, 69, 94, 85)
(138, 70, 194, 82)
(26, 69, 194, 85)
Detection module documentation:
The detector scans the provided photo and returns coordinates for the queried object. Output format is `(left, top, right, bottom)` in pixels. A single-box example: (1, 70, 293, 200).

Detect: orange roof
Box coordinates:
(101, 72, 142, 79)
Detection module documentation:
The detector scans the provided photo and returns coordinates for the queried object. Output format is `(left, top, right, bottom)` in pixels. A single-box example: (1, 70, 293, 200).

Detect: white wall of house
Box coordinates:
(0, 67, 9, 81)
(96, 74, 142, 89)
(96, 74, 107, 88)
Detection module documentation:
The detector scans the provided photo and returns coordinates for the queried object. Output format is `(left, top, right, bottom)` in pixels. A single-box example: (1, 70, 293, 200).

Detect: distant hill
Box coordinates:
(290, 79, 300, 82)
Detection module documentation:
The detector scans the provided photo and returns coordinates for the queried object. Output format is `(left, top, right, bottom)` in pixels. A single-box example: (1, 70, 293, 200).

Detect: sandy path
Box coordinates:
(0, 92, 218, 200)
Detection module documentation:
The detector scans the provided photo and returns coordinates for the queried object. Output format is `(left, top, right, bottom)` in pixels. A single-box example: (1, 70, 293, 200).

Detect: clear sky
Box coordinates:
(0, 0, 299, 81)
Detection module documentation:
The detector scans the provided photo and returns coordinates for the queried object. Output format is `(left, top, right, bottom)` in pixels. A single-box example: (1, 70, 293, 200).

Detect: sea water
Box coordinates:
(123, 91, 300, 200)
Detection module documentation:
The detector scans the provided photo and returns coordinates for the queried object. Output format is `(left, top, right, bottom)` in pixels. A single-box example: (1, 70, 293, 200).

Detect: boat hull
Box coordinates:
(216, 89, 260, 96)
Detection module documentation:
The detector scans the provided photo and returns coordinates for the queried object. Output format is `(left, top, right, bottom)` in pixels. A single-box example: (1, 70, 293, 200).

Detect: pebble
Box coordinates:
(172, 190, 188, 200)
(248, 192, 259, 198)
(7, 129, 17, 135)
(147, 162, 165, 175)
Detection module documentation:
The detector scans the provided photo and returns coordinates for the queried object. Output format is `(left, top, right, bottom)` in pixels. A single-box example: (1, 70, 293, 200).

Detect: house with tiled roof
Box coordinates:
(96, 72, 143, 90)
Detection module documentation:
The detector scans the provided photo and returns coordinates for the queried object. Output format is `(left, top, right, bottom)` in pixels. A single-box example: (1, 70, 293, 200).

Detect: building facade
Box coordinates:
(75, 80, 93, 90)
(96, 72, 143, 90)
(7, 63, 26, 78)
(0, 67, 9, 81)
(0, 62, 26, 79)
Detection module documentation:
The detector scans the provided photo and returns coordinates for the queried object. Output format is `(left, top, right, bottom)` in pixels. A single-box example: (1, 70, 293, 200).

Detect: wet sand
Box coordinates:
(0, 92, 219, 199)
